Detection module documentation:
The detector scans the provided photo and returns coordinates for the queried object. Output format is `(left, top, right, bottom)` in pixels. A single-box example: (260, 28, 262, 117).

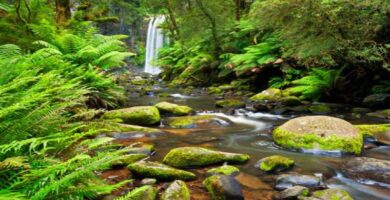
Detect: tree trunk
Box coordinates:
(165, 0, 180, 41)
(194, 0, 220, 52)
(234, 0, 240, 20)
(56, 0, 71, 27)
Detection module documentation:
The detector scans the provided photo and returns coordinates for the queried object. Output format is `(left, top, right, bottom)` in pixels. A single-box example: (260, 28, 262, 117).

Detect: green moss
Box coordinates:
(273, 127, 363, 155)
(155, 102, 193, 116)
(128, 161, 196, 181)
(131, 79, 152, 86)
(121, 185, 158, 200)
(111, 154, 147, 166)
(162, 180, 191, 200)
(309, 104, 331, 114)
(312, 189, 353, 200)
(165, 115, 216, 128)
(163, 147, 250, 168)
(355, 124, 390, 137)
(158, 92, 171, 97)
(250, 88, 282, 102)
(103, 106, 161, 126)
(203, 175, 224, 200)
(207, 165, 240, 176)
(218, 84, 234, 91)
(208, 87, 223, 95)
(280, 96, 301, 106)
(215, 100, 246, 108)
(259, 155, 294, 172)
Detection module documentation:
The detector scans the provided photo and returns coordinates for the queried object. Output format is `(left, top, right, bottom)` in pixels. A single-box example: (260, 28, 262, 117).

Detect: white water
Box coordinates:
(144, 16, 165, 74)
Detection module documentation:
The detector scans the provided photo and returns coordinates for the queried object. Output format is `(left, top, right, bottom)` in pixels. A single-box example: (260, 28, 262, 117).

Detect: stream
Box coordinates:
(108, 77, 390, 200)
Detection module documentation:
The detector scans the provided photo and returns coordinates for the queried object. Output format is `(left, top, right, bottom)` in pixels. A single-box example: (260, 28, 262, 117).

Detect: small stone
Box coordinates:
(162, 180, 191, 200)
(207, 165, 240, 176)
(203, 175, 244, 200)
(163, 147, 250, 168)
(275, 173, 323, 190)
(141, 178, 157, 186)
(215, 99, 246, 108)
(258, 155, 294, 172)
(278, 186, 309, 199)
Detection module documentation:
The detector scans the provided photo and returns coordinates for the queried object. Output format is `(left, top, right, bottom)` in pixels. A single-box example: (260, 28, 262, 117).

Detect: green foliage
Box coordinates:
(371, 80, 390, 94)
(288, 68, 341, 101)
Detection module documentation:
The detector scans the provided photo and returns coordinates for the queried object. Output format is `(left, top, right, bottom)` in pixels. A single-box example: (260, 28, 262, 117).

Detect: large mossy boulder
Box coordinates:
(215, 100, 246, 108)
(258, 155, 294, 172)
(128, 161, 196, 181)
(250, 88, 282, 102)
(341, 157, 390, 185)
(312, 188, 353, 200)
(164, 115, 230, 129)
(162, 180, 191, 200)
(203, 175, 244, 200)
(121, 185, 158, 200)
(163, 147, 250, 168)
(155, 102, 193, 116)
(103, 106, 161, 126)
(273, 116, 363, 155)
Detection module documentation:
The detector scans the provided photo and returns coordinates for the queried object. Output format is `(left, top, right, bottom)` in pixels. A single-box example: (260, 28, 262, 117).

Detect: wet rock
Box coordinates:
(258, 155, 294, 172)
(234, 172, 272, 190)
(128, 161, 196, 181)
(308, 104, 331, 114)
(363, 94, 390, 109)
(273, 116, 363, 155)
(163, 147, 250, 168)
(278, 186, 309, 200)
(131, 78, 153, 86)
(311, 188, 353, 200)
(250, 88, 283, 102)
(219, 84, 235, 91)
(141, 178, 157, 186)
(120, 185, 158, 200)
(103, 106, 161, 126)
(275, 173, 323, 190)
(367, 109, 390, 119)
(207, 165, 240, 176)
(203, 175, 244, 200)
(162, 180, 191, 200)
(155, 101, 193, 116)
(215, 99, 246, 108)
(354, 124, 390, 138)
(158, 92, 171, 97)
(281, 96, 302, 106)
(164, 115, 230, 129)
(376, 131, 390, 145)
(341, 157, 390, 185)
(351, 107, 371, 113)
(181, 136, 221, 144)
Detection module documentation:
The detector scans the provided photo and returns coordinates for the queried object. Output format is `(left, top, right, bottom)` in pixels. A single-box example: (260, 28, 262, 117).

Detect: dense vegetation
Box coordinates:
(0, 0, 389, 199)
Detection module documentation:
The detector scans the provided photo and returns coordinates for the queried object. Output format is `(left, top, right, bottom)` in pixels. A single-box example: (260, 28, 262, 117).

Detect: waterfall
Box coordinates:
(144, 16, 165, 74)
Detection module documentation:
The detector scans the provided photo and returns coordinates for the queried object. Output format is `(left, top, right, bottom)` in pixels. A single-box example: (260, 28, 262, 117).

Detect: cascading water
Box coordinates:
(144, 16, 165, 74)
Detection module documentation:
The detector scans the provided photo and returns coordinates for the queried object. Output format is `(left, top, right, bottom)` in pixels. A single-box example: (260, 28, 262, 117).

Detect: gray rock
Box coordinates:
(141, 178, 157, 186)
(363, 94, 390, 109)
(275, 173, 324, 190)
(203, 175, 244, 200)
(341, 157, 390, 186)
(279, 186, 309, 199)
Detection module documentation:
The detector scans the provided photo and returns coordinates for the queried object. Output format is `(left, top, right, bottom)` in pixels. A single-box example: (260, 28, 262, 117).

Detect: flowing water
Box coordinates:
(113, 81, 390, 200)
(144, 16, 165, 75)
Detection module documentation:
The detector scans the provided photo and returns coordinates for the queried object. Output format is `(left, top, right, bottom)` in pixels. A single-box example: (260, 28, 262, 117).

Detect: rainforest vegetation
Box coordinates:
(0, 0, 389, 200)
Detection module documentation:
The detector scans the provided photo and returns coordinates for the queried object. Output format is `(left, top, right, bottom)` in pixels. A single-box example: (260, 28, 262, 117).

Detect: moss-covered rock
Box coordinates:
(164, 115, 229, 129)
(103, 106, 161, 126)
(163, 147, 250, 168)
(351, 107, 371, 113)
(207, 165, 240, 176)
(162, 180, 191, 200)
(158, 92, 171, 97)
(258, 155, 294, 172)
(120, 185, 158, 200)
(281, 96, 302, 106)
(131, 78, 153, 86)
(111, 154, 147, 166)
(215, 100, 246, 108)
(354, 124, 390, 137)
(309, 104, 331, 114)
(279, 186, 309, 199)
(367, 109, 390, 119)
(85, 122, 161, 135)
(208, 87, 223, 95)
(203, 175, 244, 200)
(128, 161, 196, 181)
(155, 102, 193, 116)
(273, 116, 363, 155)
(312, 188, 353, 200)
(250, 88, 282, 102)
